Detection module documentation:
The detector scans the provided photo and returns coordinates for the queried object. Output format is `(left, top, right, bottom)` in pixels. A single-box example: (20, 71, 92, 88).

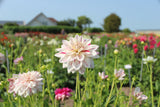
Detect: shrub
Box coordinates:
(4, 26, 81, 34)
(86, 27, 103, 33)
(122, 28, 131, 33)
(3, 22, 19, 27)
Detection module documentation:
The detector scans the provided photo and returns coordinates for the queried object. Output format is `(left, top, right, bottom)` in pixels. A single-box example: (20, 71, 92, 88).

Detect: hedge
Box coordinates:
(3, 26, 81, 34)
(85, 27, 103, 33)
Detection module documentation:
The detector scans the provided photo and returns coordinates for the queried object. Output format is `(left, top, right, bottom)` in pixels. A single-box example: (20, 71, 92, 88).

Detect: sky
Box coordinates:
(0, 0, 160, 31)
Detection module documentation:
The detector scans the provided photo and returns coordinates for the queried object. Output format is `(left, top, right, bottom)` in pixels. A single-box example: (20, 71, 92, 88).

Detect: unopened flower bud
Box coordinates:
(141, 41, 144, 45)
(114, 49, 119, 55)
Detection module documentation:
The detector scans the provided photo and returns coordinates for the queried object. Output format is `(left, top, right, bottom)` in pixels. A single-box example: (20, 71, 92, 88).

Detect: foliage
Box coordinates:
(103, 13, 121, 33)
(122, 28, 131, 33)
(57, 19, 76, 27)
(76, 16, 92, 29)
(3, 22, 19, 27)
(86, 27, 103, 33)
(3, 26, 81, 34)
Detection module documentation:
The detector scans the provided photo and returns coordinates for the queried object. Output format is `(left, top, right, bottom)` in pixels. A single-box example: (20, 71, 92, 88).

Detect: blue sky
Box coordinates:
(0, 0, 160, 31)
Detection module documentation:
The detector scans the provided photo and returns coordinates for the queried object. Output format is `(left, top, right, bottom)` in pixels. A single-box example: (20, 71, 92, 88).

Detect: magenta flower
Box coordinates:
(14, 56, 23, 65)
(99, 72, 108, 80)
(55, 35, 99, 74)
(134, 87, 148, 101)
(55, 87, 72, 101)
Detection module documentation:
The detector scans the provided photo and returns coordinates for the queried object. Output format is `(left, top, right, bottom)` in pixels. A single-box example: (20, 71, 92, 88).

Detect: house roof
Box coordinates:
(48, 18, 57, 23)
(27, 12, 57, 26)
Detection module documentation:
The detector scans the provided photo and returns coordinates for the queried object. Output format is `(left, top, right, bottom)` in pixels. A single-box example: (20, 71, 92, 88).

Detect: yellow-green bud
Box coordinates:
(15, 97, 18, 100)
(114, 49, 119, 55)
(141, 41, 144, 45)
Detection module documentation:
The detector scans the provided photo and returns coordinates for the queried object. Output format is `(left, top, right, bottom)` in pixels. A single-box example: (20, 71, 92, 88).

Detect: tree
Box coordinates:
(122, 28, 131, 33)
(103, 13, 121, 33)
(76, 16, 92, 29)
(57, 19, 76, 27)
(3, 22, 19, 27)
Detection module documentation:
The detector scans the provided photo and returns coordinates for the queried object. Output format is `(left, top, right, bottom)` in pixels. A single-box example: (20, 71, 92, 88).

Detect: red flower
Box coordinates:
(157, 42, 160, 47)
(1, 32, 4, 35)
(4, 36, 8, 40)
(133, 44, 137, 49)
(144, 45, 148, 51)
(134, 48, 138, 54)
(150, 45, 154, 50)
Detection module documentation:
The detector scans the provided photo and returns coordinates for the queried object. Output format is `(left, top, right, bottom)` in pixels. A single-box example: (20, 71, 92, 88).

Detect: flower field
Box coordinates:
(0, 32, 160, 107)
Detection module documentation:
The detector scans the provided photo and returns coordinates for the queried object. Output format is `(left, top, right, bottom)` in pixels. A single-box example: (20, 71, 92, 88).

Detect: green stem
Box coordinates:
(105, 79, 115, 107)
(150, 64, 154, 107)
(114, 55, 117, 70)
(114, 81, 123, 106)
(127, 78, 135, 107)
(47, 74, 54, 104)
(75, 72, 80, 106)
(158, 95, 160, 107)
(18, 97, 21, 107)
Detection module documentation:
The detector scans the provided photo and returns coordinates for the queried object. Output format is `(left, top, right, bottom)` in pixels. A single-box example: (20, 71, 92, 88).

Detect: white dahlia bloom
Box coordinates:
(55, 35, 99, 74)
(114, 69, 126, 80)
(134, 87, 148, 101)
(124, 64, 132, 70)
(143, 56, 157, 64)
(8, 71, 43, 97)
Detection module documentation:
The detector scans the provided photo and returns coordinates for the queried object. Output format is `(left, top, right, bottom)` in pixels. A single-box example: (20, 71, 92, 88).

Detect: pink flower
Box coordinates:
(140, 36, 147, 42)
(105, 44, 108, 49)
(14, 56, 23, 65)
(99, 72, 108, 80)
(55, 87, 72, 101)
(132, 44, 137, 49)
(144, 45, 148, 51)
(0, 53, 5, 64)
(150, 45, 154, 50)
(114, 69, 126, 80)
(55, 35, 99, 74)
(157, 41, 160, 47)
(134, 87, 148, 101)
(8, 71, 43, 97)
(134, 48, 138, 54)
(148, 36, 156, 46)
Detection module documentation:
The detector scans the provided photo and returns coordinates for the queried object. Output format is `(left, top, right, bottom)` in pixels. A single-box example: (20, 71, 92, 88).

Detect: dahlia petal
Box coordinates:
(79, 67, 85, 74)
(73, 60, 82, 70)
(76, 54, 84, 61)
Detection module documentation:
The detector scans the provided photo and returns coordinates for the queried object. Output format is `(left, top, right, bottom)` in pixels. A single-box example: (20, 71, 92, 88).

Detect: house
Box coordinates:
(27, 13, 57, 26)
(0, 21, 25, 26)
(136, 29, 160, 34)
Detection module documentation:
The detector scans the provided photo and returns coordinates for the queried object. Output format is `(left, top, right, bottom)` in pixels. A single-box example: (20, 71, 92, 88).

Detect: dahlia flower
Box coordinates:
(114, 69, 126, 80)
(0, 53, 5, 64)
(55, 35, 99, 74)
(14, 56, 23, 65)
(55, 87, 72, 101)
(124, 64, 132, 70)
(143, 56, 157, 64)
(99, 72, 108, 80)
(8, 71, 43, 97)
(134, 87, 148, 101)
